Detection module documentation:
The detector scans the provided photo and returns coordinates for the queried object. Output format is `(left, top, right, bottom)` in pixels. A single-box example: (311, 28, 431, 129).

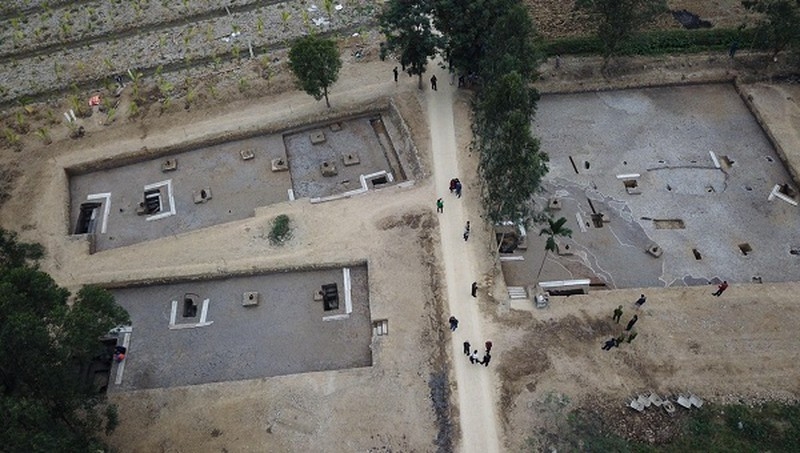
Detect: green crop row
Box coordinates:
(541, 28, 771, 57)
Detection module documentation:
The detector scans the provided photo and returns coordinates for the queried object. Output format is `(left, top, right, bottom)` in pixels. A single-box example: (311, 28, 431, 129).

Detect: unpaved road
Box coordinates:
(426, 65, 503, 452)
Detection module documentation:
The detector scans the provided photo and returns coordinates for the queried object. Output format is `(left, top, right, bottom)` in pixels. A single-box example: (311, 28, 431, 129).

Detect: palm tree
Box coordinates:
(536, 216, 572, 281)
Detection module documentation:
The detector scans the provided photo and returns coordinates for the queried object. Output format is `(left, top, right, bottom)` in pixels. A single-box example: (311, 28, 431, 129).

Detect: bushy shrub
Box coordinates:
(268, 214, 291, 245)
(542, 28, 767, 57)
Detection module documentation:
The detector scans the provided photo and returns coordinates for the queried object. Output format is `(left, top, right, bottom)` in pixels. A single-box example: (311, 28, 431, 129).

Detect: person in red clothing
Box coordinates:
(713, 281, 729, 297)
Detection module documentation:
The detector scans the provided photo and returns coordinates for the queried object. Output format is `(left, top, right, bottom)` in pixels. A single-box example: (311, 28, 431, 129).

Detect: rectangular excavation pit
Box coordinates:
(692, 248, 702, 260)
(739, 243, 752, 256)
(74, 202, 102, 234)
(108, 266, 372, 390)
(653, 219, 685, 229)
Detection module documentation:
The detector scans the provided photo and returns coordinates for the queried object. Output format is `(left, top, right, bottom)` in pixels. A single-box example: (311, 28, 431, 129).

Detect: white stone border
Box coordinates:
(113, 325, 133, 385)
(768, 184, 799, 206)
(86, 192, 111, 234)
(309, 170, 396, 204)
(144, 179, 176, 221)
(323, 268, 353, 321)
(169, 298, 213, 330)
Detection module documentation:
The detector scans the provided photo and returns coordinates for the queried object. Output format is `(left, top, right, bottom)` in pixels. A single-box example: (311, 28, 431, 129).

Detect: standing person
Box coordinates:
(449, 178, 457, 193)
(612, 305, 623, 323)
(393, 66, 398, 83)
(481, 352, 491, 367)
(455, 180, 462, 198)
(463, 221, 470, 241)
(729, 40, 738, 58)
(436, 198, 443, 214)
(484, 340, 492, 354)
(463, 340, 470, 356)
(430, 74, 437, 91)
(470, 350, 479, 364)
(626, 331, 638, 343)
(449, 315, 458, 331)
(471, 281, 478, 298)
(634, 294, 646, 308)
(712, 281, 728, 297)
(625, 315, 639, 332)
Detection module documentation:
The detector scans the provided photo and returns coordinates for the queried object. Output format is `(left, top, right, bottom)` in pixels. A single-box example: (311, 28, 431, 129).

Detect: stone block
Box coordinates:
(321, 161, 337, 177)
(271, 157, 289, 172)
(310, 130, 326, 145)
(162, 158, 177, 172)
(342, 152, 360, 166)
(240, 149, 255, 160)
(193, 188, 212, 204)
(548, 197, 561, 210)
(646, 243, 662, 258)
(329, 122, 342, 132)
(242, 291, 259, 307)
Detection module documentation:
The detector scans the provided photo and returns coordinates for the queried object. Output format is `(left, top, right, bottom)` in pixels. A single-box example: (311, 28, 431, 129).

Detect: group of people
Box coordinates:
(448, 178, 462, 198)
(463, 340, 492, 367)
(602, 281, 730, 351)
(602, 295, 645, 351)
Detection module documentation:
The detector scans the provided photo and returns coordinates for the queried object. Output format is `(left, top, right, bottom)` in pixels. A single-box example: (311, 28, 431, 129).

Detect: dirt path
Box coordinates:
(426, 65, 502, 452)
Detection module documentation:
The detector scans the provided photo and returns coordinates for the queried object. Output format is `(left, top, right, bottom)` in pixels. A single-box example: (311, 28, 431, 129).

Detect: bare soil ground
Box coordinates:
(1, 1, 800, 452)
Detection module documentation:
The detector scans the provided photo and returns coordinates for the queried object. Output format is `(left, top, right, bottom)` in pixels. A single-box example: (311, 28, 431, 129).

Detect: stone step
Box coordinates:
(507, 287, 528, 299)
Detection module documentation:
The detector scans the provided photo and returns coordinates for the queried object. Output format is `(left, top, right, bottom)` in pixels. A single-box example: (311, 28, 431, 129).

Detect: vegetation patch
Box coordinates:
(268, 214, 292, 245)
(538, 401, 800, 452)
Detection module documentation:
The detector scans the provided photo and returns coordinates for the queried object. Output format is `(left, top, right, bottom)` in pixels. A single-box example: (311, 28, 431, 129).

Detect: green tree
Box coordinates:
(536, 217, 573, 281)
(575, 0, 667, 68)
(474, 71, 539, 144)
(743, 0, 800, 59)
(477, 109, 549, 224)
(480, 2, 541, 82)
(0, 228, 130, 451)
(473, 71, 547, 226)
(379, 0, 441, 89)
(288, 34, 342, 108)
(433, 0, 516, 76)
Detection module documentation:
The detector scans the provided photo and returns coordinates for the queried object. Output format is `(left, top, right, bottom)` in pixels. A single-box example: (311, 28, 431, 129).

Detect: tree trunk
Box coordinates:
(417, 73, 423, 90)
(536, 251, 548, 282)
(324, 86, 330, 108)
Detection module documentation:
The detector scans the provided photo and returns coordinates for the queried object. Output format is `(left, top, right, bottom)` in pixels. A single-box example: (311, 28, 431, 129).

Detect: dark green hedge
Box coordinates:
(542, 28, 771, 57)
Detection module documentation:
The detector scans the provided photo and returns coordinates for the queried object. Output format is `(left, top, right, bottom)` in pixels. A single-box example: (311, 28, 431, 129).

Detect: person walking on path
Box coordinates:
(393, 66, 398, 83)
(449, 178, 457, 193)
(634, 294, 646, 308)
(625, 315, 639, 332)
(454, 180, 462, 198)
(470, 350, 480, 364)
(626, 331, 638, 343)
(484, 340, 492, 354)
(436, 198, 443, 213)
(430, 74, 437, 91)
(481, 352, 491, 367)
(463, 221, 470, 241)
(463, 340, 470, 356)
(449, 315, 458, 331)
(713, 281, 729, 297)
(471, 281, 478, 298)
(612, 305, 623, 323)
(601, 338, 619, 351)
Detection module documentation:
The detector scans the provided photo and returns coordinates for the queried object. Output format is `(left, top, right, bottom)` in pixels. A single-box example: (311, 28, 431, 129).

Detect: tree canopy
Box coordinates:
(743, 0, 800, 59)
(0, 228, 130, 451)
(379, 0, 441, 89)
(382, 0, 549, 229)
(288, 34, 343, 108)
(576, 0, 667, 62)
